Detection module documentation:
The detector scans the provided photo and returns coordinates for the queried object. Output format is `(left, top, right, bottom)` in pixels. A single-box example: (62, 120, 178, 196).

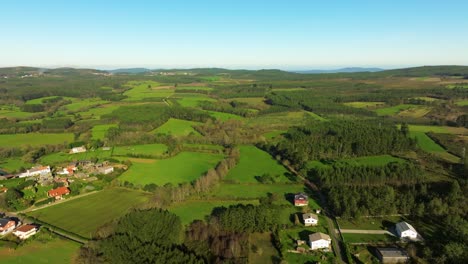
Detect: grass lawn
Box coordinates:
(337, 216, 403, 230)
(249, 233, 279, 264)
(374, 104, 417, 116)
(0, 158, 32, 173)
(210, 183, 305, 204)
(152, 118, 201, 136)
(168, 199, 259, 225)
(113, 143, 168, 157)
(91, 124, 118, 140)
(118, 152, 224, 186)
(0, 133, 74, 148)
(342, 233, 398, 243)
(224, 145, 291, 183)
(40, 149, 112, 164)
(344, 101, 386, 108)
(27, 188, 150, 238)
(0, 233, 80, 264)
(410, 131, 445, 152)
(207, 110, 244, 121)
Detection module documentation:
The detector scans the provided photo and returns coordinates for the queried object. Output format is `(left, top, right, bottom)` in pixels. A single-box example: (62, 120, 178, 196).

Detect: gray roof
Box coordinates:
(0, 218, 12, 227)
(309, 232, 331, 242)
(295, 193, 308, 199)
(303, 213, 318, 220)
(395, 221, 417, 233)
(377, 248, 409, 258)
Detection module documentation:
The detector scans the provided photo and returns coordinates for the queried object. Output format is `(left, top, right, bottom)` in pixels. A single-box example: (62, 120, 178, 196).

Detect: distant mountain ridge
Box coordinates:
(293, 67, 384, 74)
(108, 68, 151, 74)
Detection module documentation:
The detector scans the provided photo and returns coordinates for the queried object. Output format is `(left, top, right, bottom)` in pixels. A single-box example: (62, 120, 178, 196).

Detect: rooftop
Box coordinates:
(396, 221, 417, 233)
(303, 213, 318, 220)
(377, 248, 409, 258)
(15, 224, 36, 233)
(309, 232, 331, 242)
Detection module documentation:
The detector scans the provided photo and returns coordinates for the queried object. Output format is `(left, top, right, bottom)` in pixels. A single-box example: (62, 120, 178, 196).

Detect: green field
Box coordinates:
(152, 118, 201, 136)
(224, 145, 291, 183)
(176, 86, 213, 91)
(175, 94, 216, 107)
(263, 130, 286, 140)
(306, 110, 327, 121)
(247, 111, 309, 128)
(249, 233, 279, 264)
(374, 104, 417, 116)
(342, 233, 398, 243)
(79, 104, 122, 120)
(207, 110, 244, 121)
(455, 99, 468, 106)
(28, 188, 150, 238)
(63, 98, 108, 112)
(118, 152, 224, 186)
(398, 106, 432, 118)
(0, 105, 42, 119)
(0, 133, 74, 148)
(168, 199, 259, 225)
(113, 143, 168, 157)
(0, 158, 32, 173)
(123, 81, 174, 101)
(91, 124, 118, 140)
(344, 101, 386, 108)
(0, 234, 80, 264)
(210, 183, 305, 202)
(410, 131, 445, 152)
(40, 149, 112, 164)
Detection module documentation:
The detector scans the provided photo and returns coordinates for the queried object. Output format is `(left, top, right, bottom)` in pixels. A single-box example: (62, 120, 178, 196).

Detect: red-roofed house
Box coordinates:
(294, 193, 309, 206)
(48, 187, 70, 200)
(13, 225, 38, 240)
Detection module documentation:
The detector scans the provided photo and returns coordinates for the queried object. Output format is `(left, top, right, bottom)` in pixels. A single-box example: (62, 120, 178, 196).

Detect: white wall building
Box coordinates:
(303, 213, 319, 226)
(13, 225, 38, 240)
(17, 166, 51, 178)
(395, 221, 418, 239)
(309, 232, 331, 250)
(70, 146, 86, 154)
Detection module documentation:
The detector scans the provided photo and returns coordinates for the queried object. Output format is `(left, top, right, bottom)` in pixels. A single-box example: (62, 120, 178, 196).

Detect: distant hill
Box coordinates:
(294, 67, 384, 74)
(375, 65, 468, 77)
(108, 68, 152, 74)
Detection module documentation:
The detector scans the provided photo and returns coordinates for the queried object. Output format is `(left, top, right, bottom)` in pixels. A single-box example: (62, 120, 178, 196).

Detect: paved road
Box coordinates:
(340, 229, 395, 236)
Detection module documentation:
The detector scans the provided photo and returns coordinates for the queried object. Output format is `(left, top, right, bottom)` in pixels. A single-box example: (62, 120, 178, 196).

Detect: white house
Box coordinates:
(98, 166, 114, 175)
(0, 218, 16, 236)
(57, 165, 77, 176)
(17, 166, 51, 178)
(395, 221, 418, 239)
(70, 146, 86, 154)
(303, 213, 319, 226)
(309, 232, 331, 250)
(13, 225, 38, 240)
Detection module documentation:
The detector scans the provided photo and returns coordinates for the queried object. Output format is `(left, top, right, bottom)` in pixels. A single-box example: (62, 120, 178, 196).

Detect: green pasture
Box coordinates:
(455, 99, 468, 106)
(0, 234, 80, 264)
(374, 104, 417, 116)
(344, 101, 386, 108)
(168, 199, 259, 225)
(152, 118, 201, 136)
(27, 188, 150, 238)
(118, 152, 224, 186)
(63, 98, 108, 112)
(398, 106, 432, 118)
(0, 105, 41, 119)
(210, 183, 304, 200)
(79, 104, 121, 120)
(206, 110, 244, 121)
(0, 133, 74, 148)
(0, 158, 32, 173)
(224, 145, 291, 183)
(337, 216, 403, 230)
(91, 124, 118, 140)
(40, 149, 112, 164)
(123, 81, 174, 101)
(263, 130, 286, 140)
(410, 131, 445, 152)
(342, 233, 398, 243)
(176, 86, 213, 91)
(113, 143, 168, 157)
(249, 233, 279, 264)
(175, 94, 216, 107)
(247, 111, 309, 128)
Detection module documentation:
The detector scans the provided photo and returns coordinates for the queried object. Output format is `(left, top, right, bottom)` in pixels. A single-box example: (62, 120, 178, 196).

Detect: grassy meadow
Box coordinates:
(118, 152, 223, 186)
(152, 118, 201, 136)
(112, 143, 168, 157)
(27, 188, 150, 238)
(0, 133, 74, 148)
(91, 124, 118, 140)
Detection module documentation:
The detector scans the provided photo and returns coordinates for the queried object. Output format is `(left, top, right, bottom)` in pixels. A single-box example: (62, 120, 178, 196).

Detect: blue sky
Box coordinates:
(1, 0, 467, 69)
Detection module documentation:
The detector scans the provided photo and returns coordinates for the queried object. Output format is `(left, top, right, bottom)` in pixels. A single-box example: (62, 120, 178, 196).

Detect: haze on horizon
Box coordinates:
(1, 0, 467, 70)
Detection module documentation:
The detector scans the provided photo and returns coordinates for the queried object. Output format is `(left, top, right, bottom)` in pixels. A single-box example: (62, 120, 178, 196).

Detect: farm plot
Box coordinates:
(118, 152, 224, 186)
(168, 199, 259, 225)
(27, 188, 150, 238)
(62, 98, 108, 112)
(0, 233, 80, 264)
(0, 158, 32, 173)
(224, 145, 291, 183)
(123, 81, 173, 101)
(206, 110, 244, 121)
(40, 149, 112, 164)
(0, 105, 42, 119)
(209, 183, 305, 203)
(374, 104, 418, 116)
(91, 124, 118, 140)
(344, 101, 386, 109)
(175, 94, 216, 108)
(0, 133, 74, 148)
(113, 143, 168, 157)
(152, 118, 201, 136)
(79, 104, 122, 120)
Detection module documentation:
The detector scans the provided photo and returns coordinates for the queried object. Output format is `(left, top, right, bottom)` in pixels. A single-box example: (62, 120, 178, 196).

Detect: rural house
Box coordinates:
(375, 247, 409, 263)
(302, 213, 319, 226)
(70, 146, 86, 154)
(0, 218, 16, 235)
(98, 166, 114, 175)
(309, 232, 331, 250)
(395, 221, 418, 239)
(13, 224, 38, 240)
(17, 165, 51, 178)
(48, 186, 70, 200)
(57, 165, 77, 176)
(294, 193, 309, 206)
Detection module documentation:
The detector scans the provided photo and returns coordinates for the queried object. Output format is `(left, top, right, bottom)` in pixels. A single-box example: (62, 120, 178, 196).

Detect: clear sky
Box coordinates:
(1, 0, 467, 69)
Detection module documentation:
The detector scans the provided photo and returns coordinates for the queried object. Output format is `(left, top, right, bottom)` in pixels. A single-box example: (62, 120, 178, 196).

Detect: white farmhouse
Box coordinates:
(70, 146, 87, 154)
(98, 166, 114, 175)
(17, 166, 51, 178)
(309, 232, 331, 250)
(13, 225, 38, 240)
(302, 213, 319, 226)
(395, 221, 418, 239)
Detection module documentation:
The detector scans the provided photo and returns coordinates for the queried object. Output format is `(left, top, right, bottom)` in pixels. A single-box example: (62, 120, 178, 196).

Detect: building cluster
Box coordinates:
(0, 216, 39, 240)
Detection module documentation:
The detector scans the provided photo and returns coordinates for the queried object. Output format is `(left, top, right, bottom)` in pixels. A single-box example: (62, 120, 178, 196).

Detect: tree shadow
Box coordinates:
(284, 193, 295, 206)
(298, 229, 314, 241)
